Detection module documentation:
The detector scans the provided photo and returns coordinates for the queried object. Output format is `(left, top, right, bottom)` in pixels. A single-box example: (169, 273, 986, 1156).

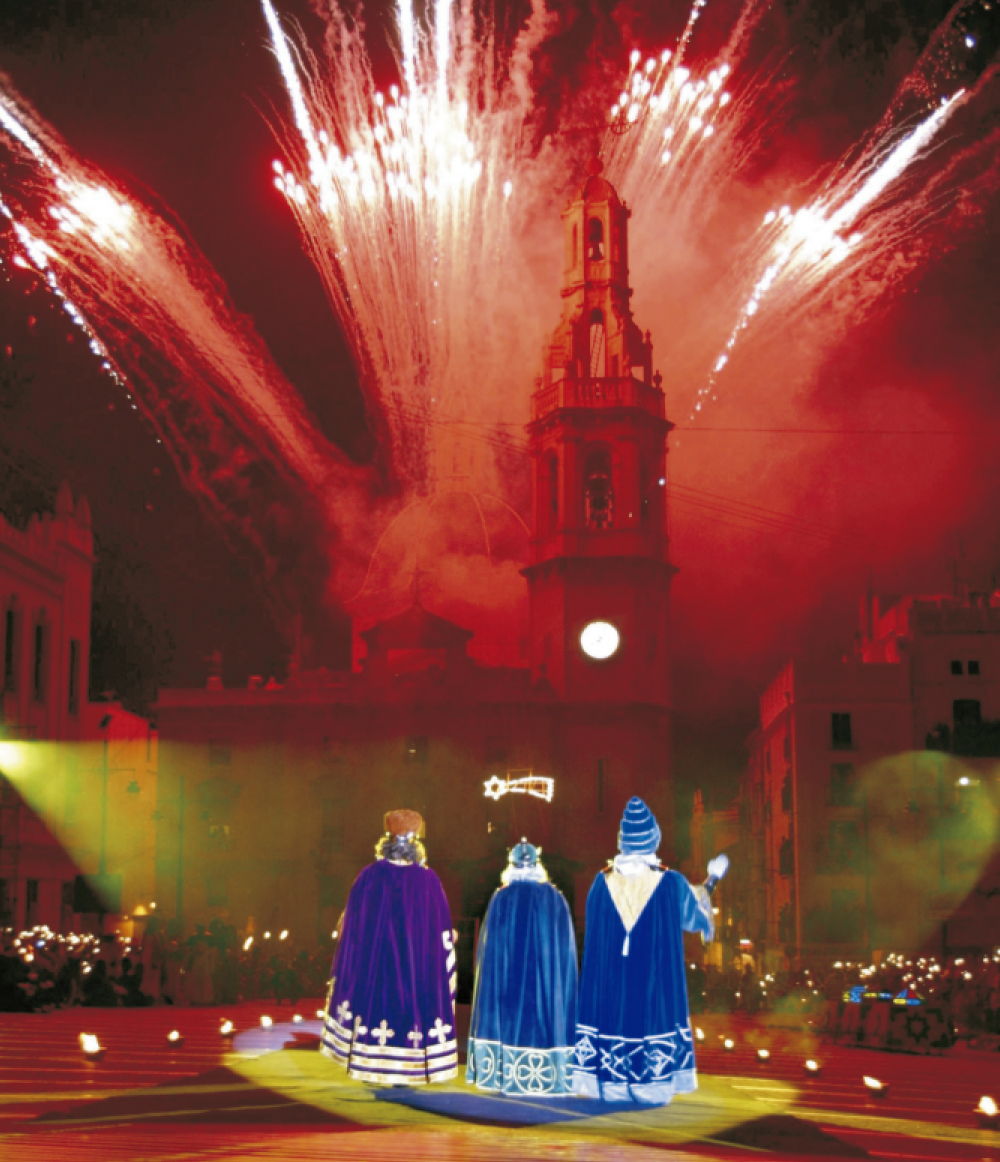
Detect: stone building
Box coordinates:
(740, 587, 1000, 968)
(153, 165, 679, 946)
(0, 486, 157, 931)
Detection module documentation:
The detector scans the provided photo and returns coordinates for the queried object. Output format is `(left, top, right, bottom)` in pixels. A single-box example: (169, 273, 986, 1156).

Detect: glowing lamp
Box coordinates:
(292, 1014, 303, 1024)
(166, 1030, 184, 1047)
(260, 1015, 273, 1029)
(220, 1020, 235, 1037)
(757, 1049, 770, 1061)
(263, 932, 271, 940)
(279, 930, 288, 941)
(316, 1009, 326, 1020)
(723, 1038, 735, 1051)
(79, 1033, 104, 1059)
(976, 1096, 998, 1129)
(804, 1059, 821, 1074)
(863, 1076, 888, 1098)
(243, 936, 253, 951)
(695, 1027, 705, 1041)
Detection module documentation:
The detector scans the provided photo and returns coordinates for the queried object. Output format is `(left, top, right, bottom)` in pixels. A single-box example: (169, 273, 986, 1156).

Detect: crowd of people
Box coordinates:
(685, 951, 1000, 1037)
(0, 919, 332, 1012)
(4, 917, 998, 1038)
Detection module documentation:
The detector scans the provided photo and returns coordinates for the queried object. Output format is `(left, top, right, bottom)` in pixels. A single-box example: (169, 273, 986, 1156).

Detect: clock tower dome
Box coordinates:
(523, 159, 675, 706)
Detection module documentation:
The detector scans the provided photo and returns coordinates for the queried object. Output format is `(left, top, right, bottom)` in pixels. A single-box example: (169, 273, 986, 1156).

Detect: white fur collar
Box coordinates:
(613, 852, 661, 876)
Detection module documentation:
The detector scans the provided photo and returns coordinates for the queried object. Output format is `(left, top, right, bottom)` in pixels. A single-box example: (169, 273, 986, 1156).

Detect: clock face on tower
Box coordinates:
(580, 620, 621, 660)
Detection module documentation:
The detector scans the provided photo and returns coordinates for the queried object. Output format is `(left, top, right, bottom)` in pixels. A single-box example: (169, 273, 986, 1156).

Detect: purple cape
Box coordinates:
(320, 860, 456, 1084)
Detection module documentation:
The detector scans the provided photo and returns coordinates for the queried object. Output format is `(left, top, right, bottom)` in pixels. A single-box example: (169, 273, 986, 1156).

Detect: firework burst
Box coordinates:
(0, 0, 996, 612)
(0, 79, 361, 593)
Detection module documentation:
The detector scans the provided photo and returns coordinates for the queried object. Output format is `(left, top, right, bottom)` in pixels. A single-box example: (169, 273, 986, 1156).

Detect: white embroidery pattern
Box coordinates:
(573, 1025, 693, 1086)
(371, 1019, 395, 1047)
(429, 1017, 453, 1045)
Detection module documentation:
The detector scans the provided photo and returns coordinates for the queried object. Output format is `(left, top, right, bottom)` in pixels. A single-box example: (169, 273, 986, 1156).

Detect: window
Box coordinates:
(25, 878, 39, 926)
(783, 733, 791, 760)
(68, 639, 80, 715)
(831, 712, 853, 750)
(953, 699, 981, 727)
(32, 619, 48, 702)
(208, 742, 232, 767)
(59, 881, 74, 927)
(830, 763, 857, 806)
(540, 452, 558, 535)
(571, 223, 578, 268)
(320, 798, 341, 843)
(765, 748, 771, 774)
(951, 660, 963, 675)
(2, 606, 16, 691)
(404, 736, 428, 764)
(828, 889, 863, 942)
(588, 309, 606, 376)
(587, 216, 604, 260)
(584, 449, 614, 530)
(778, 836, 794, 876)
(781, 773, 792, 813)
(820, 822, 863, 873)
(206, 875, 229, 907)
(484, 735, 509, 765)
(0, 879, 10, 925)
(968, 660, 981, 676)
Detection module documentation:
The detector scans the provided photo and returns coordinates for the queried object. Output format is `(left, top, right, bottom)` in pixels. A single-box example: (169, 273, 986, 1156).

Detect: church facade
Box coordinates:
(153, 166, 677, 947)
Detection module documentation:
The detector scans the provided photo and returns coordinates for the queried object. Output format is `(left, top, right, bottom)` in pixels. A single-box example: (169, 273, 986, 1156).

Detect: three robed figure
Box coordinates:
(321, 809, 458, 1085)
(573, 797, 724, 1104)
(467, 839, 578, 1096)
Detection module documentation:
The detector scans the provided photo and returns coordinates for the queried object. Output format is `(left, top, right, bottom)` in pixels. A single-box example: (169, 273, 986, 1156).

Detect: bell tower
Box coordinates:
(522, 159, 675, 705)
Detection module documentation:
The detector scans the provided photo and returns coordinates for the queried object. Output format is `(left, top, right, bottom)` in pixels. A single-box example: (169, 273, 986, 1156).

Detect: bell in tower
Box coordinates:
(549, 156, 652, 386)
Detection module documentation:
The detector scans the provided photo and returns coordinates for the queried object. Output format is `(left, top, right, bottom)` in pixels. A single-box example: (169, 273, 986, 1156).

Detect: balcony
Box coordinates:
(532, 375, 665, 422)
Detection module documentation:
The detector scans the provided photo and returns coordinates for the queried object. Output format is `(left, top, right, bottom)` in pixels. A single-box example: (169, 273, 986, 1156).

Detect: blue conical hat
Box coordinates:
(618, 797, 661, 855)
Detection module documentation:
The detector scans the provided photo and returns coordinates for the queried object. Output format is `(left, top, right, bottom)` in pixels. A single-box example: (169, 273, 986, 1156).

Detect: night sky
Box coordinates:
(0, 0, 997, 805)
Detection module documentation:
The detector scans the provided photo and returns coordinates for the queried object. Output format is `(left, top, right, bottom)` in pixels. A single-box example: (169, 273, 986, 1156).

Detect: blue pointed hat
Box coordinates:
(618, 796, 661, 855)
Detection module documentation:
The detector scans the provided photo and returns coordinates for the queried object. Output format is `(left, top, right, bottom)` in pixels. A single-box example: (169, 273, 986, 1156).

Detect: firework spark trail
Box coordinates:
(264, 0, 555, 489)
(602, 43, 745, 233)
(0, 82, 360, 579)
(691, 82, 987, 420)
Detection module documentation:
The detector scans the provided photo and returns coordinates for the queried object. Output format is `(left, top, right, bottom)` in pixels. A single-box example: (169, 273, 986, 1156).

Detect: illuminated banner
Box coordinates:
(483, 772, 554, 803)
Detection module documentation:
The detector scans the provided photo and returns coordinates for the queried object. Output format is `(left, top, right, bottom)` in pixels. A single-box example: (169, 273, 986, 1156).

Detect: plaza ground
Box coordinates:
(1, 1002, 997, 1161)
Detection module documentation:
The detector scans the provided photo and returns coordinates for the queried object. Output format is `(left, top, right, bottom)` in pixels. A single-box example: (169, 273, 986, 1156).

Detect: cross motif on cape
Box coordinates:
(372, 1019, 395, 1047)
(429, 1017, 452, 1045)
(352, 1015, 368, 1039)
(335, 1000, 352, 1026)
(407, 1028, 424, 1045)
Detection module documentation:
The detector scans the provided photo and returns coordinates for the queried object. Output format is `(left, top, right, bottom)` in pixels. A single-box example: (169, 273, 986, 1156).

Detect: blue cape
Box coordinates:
(467, 878, 578, 1095)
(320, 860, 456, 1084)
(573, 867, 712, 1104)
